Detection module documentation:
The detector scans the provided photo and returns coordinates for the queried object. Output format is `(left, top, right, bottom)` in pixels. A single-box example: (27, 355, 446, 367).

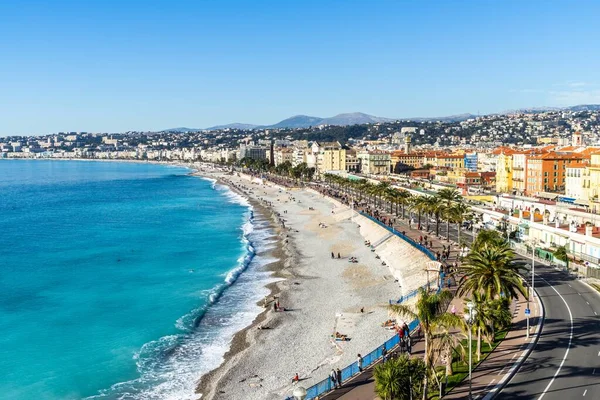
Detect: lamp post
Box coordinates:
(464, 302, 477, 400)
(525, 238, 537, 339)
(292, 386, 307, 400)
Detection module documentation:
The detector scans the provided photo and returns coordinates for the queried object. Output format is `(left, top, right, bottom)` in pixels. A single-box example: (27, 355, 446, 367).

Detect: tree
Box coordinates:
(554, 245, 569, 269)
(458, 243, 526, 300)
(447, 202, 471, 244)
(388, 288, 455, 400)
(471, 229, 506, 252)
(431, 318, 467, 377)
(374, 356, 426, 400)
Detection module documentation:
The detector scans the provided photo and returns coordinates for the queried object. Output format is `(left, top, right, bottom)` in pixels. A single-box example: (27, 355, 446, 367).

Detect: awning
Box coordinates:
(537, 192, 558, 200)
(558, 196, 576, 204)
(574, 199, 589, 206)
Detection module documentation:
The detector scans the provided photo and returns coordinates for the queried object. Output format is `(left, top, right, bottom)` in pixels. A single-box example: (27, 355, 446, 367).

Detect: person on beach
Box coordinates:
(292, 373, 299, 383)
(357, 354, 364, 372)
(337, 252, 341, 259)
(331, 252, 335, 259)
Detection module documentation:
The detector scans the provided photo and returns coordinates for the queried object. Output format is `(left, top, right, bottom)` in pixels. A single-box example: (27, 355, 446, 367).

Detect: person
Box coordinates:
(357, 354, 364, 372)
(451, 304, 456, 314)
(330, 369, 337, 388)
(382, 345, 388, 362)
(273, 302, 278, 312)
(331, 251, 335, 259)
(337, 252, 341, 259)
(336, 368, 342, 388)
(406, 336, 412, 355)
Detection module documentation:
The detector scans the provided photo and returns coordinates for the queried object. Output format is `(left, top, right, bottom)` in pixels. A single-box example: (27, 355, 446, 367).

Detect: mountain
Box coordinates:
(406, 113, 477, 122)
(321, 112, 395, 125)
(267, 115, 324, 129)
(161, 127, 200, 133)
(567, 104, 600, 112)
(205, 123, 259, 130)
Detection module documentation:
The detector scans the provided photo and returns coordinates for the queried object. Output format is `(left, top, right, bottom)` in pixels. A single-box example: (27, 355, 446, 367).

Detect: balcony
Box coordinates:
(514, 166, 524, 171)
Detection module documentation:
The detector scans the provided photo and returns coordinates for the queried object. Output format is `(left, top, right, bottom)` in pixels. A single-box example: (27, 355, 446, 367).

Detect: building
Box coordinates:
(274, 148, 294, 166)
(565, 163, 588, 201)
(345, 150, 360, 172)
(318, 147, 346, 173)
(464, 153, 478, 172)
(390, 151, 423, 172)
(527, 152, 585, 194)
(238, 144, 268, 160)
(495, 149, 516, 193)
(358, 150, 391, 175)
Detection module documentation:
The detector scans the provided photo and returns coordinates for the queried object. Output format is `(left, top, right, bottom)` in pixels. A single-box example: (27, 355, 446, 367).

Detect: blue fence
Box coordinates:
(299, 319, 420, 400)
(359, 212, 437, 260)
(287, 213, 440, 400)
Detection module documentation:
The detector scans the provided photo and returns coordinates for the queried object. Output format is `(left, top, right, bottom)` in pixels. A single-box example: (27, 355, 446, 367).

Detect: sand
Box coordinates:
(193, 165, 431, 400)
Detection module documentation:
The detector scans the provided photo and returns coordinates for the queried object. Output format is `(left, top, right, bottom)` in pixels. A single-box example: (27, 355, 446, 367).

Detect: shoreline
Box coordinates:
(192, 169, 432, 400)
(194, 172, 297, 399)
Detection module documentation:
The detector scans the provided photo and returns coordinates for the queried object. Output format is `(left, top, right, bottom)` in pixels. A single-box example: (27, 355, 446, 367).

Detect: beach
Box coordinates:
(194, 166, 432, 400)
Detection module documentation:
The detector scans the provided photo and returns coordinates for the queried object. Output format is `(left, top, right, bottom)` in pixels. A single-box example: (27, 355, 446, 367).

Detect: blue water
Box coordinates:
(0, 160, 275, 400)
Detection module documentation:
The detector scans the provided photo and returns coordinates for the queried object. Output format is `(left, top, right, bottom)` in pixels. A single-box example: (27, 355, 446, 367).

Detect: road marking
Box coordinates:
(587, 301, 590, 305)
(569, 284, 572, 287)
(538, 280, 574, 400)
(579, 293, 582, 296)
(583, 389, 587, 396)
(593, 368, 596, 375)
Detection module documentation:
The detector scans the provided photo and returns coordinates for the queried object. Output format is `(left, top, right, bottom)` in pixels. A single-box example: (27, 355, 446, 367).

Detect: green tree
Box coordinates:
(554, 245, 569, 269)
(471, 229, 507, 251)
(458, 243, 526, 300)
(388, 288, 455, 400)
(374, 355, 426, 400)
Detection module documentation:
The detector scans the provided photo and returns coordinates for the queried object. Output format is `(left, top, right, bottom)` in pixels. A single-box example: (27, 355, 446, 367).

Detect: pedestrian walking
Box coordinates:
(406, 336, 412, 355)
(382, 345, 388, 362)
(336, 368, 342, 388)
(331, 252, 335, 259)
(357, 354, 364, 372)
(330, 369, 337, 388)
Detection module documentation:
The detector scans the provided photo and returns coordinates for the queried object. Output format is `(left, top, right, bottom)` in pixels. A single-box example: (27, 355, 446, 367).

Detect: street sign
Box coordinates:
(524, 308, 531, 315)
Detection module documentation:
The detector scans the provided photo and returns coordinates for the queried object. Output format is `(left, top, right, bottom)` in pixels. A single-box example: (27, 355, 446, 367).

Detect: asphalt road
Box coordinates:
(331, 191, 600, 399)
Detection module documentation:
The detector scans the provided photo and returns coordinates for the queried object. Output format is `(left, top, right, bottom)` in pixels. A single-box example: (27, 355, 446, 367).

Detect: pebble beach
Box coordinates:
(195, 166, 432, 400)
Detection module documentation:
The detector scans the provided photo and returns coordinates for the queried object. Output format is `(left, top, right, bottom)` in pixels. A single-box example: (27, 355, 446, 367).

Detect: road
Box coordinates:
(323, 185, 600, 399)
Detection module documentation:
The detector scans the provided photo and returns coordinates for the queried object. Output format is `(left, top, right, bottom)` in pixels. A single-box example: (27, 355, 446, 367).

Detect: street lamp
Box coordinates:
(464, 302, 477, 400)
(292, 386, 307, 400)
(526, 238, 538, 339)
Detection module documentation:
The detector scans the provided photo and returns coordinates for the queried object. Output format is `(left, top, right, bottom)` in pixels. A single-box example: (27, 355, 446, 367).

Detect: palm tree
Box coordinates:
(471, 229, 506, 251)
(437, 188, 461, 203)
(398, 190, 412, 220)
(388, 288, 455, 400)
(446, 202, 471, 243)
(458, 243, 526, 300)
(410, 196, 429, 227)
(425, 196, 444, 234)
(374, 356, 426, 400)
(431, 318, 467, 377)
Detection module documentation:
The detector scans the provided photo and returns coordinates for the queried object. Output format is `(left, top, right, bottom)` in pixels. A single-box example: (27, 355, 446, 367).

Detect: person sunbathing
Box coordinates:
(333, 331, 348, 341)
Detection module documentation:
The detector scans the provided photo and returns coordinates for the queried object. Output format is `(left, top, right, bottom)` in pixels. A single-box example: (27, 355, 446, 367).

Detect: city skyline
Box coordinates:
(1, 0, 599, 136)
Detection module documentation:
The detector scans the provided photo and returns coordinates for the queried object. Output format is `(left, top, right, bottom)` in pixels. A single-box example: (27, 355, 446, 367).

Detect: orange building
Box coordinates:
(526, 152, 586, 194)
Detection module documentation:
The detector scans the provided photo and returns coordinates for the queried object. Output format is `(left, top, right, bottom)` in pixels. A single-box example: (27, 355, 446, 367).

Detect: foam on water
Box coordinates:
(85, 180, 277, 400)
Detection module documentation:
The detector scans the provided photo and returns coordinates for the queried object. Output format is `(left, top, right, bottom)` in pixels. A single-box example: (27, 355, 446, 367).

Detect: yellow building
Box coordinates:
(495, 150, 515, 193)
(318, 148, 346, 172)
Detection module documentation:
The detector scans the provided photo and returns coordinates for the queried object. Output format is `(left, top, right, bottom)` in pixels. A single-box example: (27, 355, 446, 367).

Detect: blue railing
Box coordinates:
(297, 319, 420, 400)
(390, 281, 435, 304)
(359, 212, 437, 260)
(287, 213, 440, 400)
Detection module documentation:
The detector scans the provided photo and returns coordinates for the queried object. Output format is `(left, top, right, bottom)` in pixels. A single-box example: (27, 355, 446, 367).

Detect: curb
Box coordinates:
(481, 286, 545, 400)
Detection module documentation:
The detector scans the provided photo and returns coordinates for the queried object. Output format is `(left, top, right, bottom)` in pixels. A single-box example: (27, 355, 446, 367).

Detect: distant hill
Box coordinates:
(320, 112, 395, 126)
(267, 115, 324, 129)
(161, 127, 200, 133)
(568, 104, 600, 112)
(205, 123, 260, 130)
(406, 113, 477, 122)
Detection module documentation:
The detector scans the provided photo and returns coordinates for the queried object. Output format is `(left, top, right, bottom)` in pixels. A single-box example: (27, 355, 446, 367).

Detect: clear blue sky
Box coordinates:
(1, 0, 599, 136)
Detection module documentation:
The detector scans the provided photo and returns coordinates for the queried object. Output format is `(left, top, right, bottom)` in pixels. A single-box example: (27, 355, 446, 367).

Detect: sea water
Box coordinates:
(0, 160, 275, 400)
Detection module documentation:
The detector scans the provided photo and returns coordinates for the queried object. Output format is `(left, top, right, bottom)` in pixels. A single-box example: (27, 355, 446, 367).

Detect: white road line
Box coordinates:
(569, 284, 573, 287)
(595, 311, 598, 316)
(538, 280, 574, 400)
(583, 389, 587, 396)
(587, 301, 590, 305)
(593, 368, 596, 375)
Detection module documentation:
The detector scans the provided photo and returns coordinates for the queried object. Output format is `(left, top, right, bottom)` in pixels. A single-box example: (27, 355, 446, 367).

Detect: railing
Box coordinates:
(297, 319, 421, 400)
(389, 280, 437, 304)
(359, 212, 437, 260)
(287, 212, 440, 400)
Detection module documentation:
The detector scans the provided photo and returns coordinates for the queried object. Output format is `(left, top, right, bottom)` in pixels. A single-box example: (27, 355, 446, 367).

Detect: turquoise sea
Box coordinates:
(0, 160, 274, 400)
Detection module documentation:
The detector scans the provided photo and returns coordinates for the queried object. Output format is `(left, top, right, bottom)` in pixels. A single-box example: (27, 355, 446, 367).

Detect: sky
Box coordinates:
(1, 0, 599, 136)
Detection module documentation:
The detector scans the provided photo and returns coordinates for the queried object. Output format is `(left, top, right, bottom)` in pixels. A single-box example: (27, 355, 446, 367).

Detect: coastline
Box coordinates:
(192, 168, 432, 400)
(194, 171, 296, 399)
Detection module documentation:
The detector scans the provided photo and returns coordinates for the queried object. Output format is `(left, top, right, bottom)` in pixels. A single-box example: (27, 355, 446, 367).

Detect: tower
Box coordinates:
(572, 131, 583, 147)
(404, 134, 412, 154)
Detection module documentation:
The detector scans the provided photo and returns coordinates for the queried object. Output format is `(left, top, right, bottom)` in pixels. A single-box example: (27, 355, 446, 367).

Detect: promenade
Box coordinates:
(314, 181, 543, 400)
